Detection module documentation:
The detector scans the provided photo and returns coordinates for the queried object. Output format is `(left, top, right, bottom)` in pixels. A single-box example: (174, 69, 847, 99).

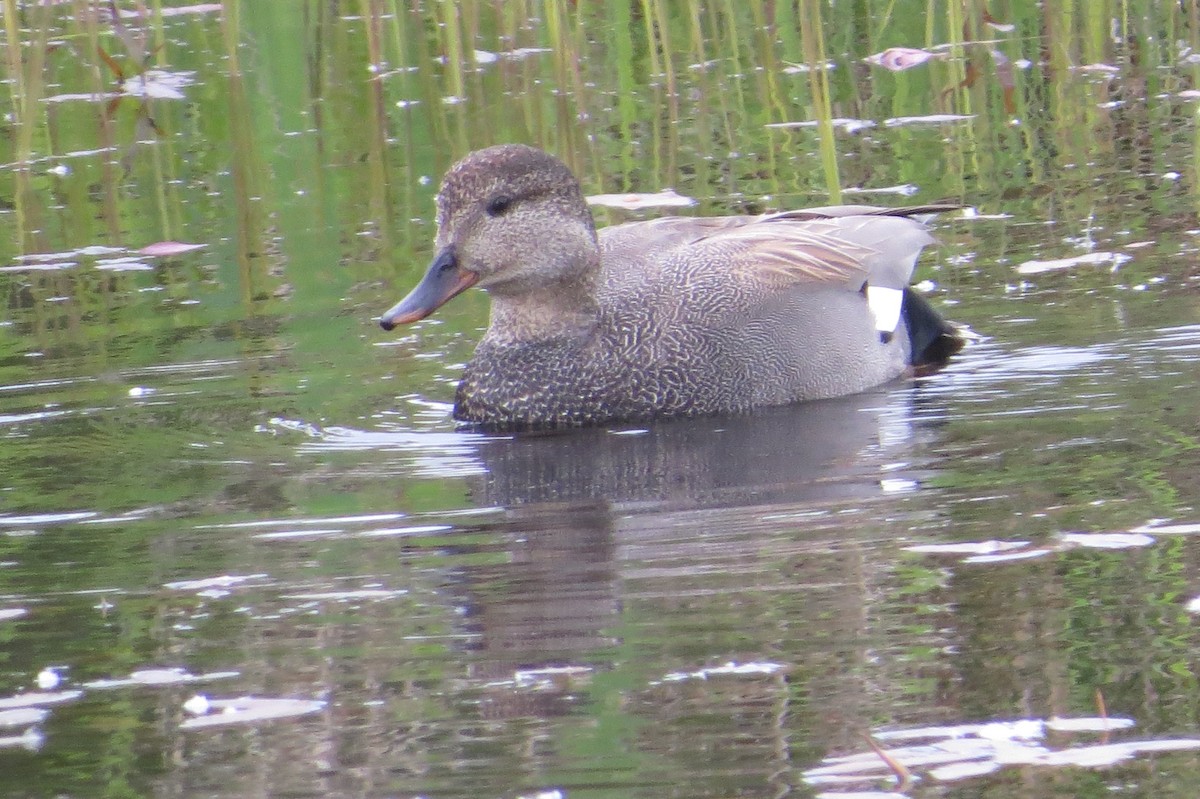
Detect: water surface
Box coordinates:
(3, 3, 1200, 798)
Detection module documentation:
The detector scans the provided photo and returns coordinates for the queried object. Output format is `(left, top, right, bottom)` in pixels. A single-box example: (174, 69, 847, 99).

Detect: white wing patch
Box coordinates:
(866, 285, 905, 333)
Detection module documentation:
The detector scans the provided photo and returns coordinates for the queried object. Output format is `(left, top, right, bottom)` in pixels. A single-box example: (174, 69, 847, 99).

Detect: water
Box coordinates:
(3, 2, 1200, 797)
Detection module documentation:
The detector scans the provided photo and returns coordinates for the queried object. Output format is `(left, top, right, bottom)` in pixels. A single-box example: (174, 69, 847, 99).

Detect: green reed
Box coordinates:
(643, 0, 681, 182)
(545, 0, 587, 173)
(438, 0, 466, 101)
(798, 0, 841, 202)
(606, 1, 638, 178)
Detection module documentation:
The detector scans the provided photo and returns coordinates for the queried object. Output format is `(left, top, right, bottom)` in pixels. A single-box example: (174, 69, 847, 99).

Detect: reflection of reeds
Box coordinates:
(363, 0, 394, 253)
(4, 0, 52, 252)
(77, 0, 122, 240)
(221, 0, 273, 308)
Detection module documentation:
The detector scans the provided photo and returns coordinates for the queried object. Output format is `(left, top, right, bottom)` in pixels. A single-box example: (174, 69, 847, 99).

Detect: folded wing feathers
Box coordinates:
(718, 224, 871, 285)
(691, 215, 935, 289)
(619, 208, 940, 295)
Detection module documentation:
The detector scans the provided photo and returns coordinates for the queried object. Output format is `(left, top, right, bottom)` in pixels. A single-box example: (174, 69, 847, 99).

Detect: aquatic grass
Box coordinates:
(678, 1, 724, 204)
(798, 0, 841, 201)
(605, 0, 638, 181)
(716, 0, 747, 118)
(642, 0, 681, 182)
(544, 0, 590, 173)
(708, 10, 741, 194)
(745, 2, 783, 194)
(437, 0, 467, 102)
(941, 0, 978, 201)
(8, 1, 1200, 287)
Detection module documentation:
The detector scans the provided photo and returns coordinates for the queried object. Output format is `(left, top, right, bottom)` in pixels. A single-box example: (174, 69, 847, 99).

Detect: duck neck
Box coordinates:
(484, 271, 600, 346)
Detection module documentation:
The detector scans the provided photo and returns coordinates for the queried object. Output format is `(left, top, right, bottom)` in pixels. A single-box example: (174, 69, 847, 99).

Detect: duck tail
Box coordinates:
(901, 288, 964, 370)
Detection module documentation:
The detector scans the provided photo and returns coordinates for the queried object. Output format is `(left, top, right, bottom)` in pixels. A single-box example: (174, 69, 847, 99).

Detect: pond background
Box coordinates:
(3, 1, 1200, 797)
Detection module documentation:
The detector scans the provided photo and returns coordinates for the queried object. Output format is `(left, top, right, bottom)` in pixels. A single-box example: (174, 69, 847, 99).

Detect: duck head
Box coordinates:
(379, 144, 599, 330)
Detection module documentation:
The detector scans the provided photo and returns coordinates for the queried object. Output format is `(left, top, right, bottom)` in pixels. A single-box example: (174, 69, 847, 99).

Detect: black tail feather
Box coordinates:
(902, 288, 964, 367)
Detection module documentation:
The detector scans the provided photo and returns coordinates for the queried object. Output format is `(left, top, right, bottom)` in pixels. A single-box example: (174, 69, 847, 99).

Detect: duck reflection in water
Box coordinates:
(448, 387, 948, 740)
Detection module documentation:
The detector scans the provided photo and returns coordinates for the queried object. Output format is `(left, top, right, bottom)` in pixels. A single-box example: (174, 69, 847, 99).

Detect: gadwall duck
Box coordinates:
(380, 144, 962, 430)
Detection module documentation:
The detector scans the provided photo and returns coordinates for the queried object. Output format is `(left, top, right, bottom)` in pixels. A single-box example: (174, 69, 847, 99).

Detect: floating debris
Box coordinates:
(516, 790, 565, 799)
(356, 524, 453, 539)
(179, 696, 326, 730)
(780, 60, 837, 74)
(586, 190, 696, 210)
(0, 261, 77, 272)
(481, 666, 594, 692)
(1059, 532, 1154, 550)
(17, 247, 121, 261)
(1133, 521, 1200, 535)
(0, 727, 44, 751)
(0, 708, 49, 728)
(910, 528, 1161, 565)
(1015, 251, 1131, 275)
(963, 548, 1053, 564)
(120, 69, 196, 101)
(880, 477, 918, 493)
(503, 47, 553, 60)
(514, 666, 594, 691)
(0, 690, 83, 710)
(163, 574, 269, 593)
(35, 669, 60, 690)
(656, 661, 787, 684)
(766, 118, 875, 134)
(83, 667, 239, 690)
(883, 114, 974, 126)
(138, 241, 206, 257)
(183, 695, 210, 715)
(905, 540, 1031, 555)
(117, 3, 221, 17)
(959, 207, 1014, 220)
(278, 589, 408, 601)
(866, 47, 940, 71)
(844, 184, 920, 197)
(804, 716, 1196, 787)
(95, 257, 153, 272)
(0, 511, 98, 526)
(1046, 716, 1136, 733)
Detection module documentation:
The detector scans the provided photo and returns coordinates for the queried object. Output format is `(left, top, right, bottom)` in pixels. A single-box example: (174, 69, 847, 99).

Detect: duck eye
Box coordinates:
(486, 195, 513, 217)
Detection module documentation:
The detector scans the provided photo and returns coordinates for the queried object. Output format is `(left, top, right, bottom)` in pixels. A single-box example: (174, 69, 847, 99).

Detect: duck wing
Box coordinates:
(598, 206, 948, 334)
